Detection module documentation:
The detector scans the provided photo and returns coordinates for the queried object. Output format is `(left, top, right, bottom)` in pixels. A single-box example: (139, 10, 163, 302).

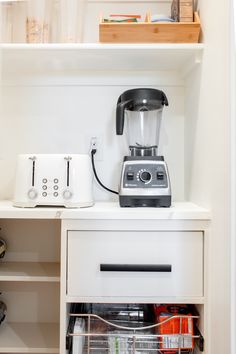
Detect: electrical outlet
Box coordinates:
(90, 136, 103, 161)
(90, 136, 98, 151)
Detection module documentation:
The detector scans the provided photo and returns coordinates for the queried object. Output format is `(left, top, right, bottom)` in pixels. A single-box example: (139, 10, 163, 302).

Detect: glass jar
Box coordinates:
(26, 0, 52, 43)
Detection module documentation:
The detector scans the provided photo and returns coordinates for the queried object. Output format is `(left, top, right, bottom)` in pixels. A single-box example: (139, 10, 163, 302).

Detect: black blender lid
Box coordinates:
(118, 88, 168, 111)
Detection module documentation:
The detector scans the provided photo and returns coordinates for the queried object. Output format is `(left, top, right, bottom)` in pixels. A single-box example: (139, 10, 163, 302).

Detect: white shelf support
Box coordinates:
(181, 51, 203, 78)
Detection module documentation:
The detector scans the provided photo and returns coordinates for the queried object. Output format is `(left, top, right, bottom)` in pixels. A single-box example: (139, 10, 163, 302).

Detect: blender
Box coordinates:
(116, 88, 171, 207)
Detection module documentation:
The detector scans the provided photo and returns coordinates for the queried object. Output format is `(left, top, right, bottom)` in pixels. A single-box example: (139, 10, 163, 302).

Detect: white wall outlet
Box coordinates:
(90, 136, 103, 161)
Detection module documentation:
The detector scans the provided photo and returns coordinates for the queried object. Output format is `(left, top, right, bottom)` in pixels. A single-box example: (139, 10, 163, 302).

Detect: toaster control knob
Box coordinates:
(63, 190, 73, 200)
(28, 189, 38, 200)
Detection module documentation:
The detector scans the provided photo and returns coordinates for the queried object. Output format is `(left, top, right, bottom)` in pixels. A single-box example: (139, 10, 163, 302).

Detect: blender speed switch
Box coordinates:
(157, 172, 164, 180)
(127, 172, 134, 180)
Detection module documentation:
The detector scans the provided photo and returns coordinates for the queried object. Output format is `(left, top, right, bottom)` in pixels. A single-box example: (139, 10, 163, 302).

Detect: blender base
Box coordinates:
(119, 195, 171, 208)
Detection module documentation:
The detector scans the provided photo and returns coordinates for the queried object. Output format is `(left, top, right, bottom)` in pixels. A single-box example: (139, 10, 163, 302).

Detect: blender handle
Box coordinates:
(116, 99, 133, 135)
(162, 92, 169, 106)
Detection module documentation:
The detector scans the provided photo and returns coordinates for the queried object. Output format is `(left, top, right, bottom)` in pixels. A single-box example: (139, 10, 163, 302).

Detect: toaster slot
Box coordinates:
(67, 160, 70, 187)
(65, 156, 72, 187)
(29, 156, 36, 187)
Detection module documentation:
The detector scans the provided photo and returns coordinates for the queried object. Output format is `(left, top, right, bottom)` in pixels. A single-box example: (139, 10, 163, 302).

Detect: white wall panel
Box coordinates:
(0, 282, 60, 323)
(0, 81, 184, 201)
(0, 219, 60, 262)
(185, 1, 231, 354)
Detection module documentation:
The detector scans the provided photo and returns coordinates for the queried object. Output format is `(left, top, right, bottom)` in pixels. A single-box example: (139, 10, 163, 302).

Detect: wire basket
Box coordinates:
(67, 312, 204, 354)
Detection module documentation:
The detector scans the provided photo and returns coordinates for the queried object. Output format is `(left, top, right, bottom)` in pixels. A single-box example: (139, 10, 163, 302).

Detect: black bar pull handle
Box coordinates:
(100, 264, 172, 272)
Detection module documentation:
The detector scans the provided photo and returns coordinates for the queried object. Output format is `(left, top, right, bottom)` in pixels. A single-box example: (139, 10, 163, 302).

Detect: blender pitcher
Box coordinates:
(116, 88, 168, 156)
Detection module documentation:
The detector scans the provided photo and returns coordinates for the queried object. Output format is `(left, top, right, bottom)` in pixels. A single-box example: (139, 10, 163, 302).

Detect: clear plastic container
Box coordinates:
(26, 0, 52, 43)
(60, 0, 85, 42)
(125, 107, 163, 150)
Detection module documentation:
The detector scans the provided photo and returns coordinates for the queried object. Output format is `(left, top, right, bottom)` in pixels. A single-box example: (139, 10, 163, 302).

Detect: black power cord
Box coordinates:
(91, 149, 119, 195)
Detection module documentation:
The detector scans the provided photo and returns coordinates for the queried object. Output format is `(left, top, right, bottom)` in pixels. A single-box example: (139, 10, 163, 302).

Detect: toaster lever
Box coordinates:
(29, 156, 36, 187)
(63, 156, 73, 200)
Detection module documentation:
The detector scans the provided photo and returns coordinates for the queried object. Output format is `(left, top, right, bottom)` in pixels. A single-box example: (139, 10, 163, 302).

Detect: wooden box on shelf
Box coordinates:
(99, 12, 200, 43)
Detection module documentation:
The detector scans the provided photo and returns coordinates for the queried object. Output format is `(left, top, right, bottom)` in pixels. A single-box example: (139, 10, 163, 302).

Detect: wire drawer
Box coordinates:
(67, 307, 204, 354)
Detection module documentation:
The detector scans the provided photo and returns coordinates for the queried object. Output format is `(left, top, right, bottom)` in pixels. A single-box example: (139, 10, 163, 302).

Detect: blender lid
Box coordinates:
(117, 88, 168, 111)
(116, 88, 168, 135)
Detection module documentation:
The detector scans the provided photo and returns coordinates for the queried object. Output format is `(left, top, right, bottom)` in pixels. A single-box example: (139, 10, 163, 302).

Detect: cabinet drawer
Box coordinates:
(67, 231, 203, 298)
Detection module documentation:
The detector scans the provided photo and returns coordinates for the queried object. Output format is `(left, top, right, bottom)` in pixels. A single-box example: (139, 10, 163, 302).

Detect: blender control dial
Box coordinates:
(139, 170, 152, 183)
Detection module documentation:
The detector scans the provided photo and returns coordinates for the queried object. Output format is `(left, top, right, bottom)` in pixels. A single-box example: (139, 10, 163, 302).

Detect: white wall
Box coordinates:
(230, 0, 236, 352)
(0, 78, 185, 201)
(185, 0, 231, 353)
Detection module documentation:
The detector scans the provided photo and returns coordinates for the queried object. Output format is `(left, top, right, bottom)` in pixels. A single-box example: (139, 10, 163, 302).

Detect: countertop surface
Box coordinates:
(0, 200, 211, 220)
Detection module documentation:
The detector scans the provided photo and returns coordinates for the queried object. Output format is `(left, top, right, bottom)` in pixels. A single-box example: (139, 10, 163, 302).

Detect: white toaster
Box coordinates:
(13, 154, 94, 208)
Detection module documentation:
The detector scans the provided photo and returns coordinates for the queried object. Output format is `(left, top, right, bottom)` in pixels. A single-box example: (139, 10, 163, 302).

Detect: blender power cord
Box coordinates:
(91, 149, 119, 195)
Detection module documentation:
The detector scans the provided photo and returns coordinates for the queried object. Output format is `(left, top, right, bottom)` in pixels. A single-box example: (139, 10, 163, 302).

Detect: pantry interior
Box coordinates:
(0, 0, 233, 354)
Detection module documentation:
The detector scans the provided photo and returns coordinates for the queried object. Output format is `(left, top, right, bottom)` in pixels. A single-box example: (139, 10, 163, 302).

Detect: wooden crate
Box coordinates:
(99, 12, 200, 43)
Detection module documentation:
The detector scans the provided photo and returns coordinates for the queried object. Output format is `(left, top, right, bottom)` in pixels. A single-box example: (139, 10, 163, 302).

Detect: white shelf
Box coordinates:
(0, 201, 64, 219)
(0, 262, 60, 282)
(62, 201, 211, 220)
(0, 0, 25, 2)
(0, 200, 211, 220)
(0, 322, 59, 353)
(0, 43, 204, 75)
(66, 295, 205, 305)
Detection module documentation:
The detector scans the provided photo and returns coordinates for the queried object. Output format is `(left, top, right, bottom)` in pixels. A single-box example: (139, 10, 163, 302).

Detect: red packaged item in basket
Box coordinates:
(154, 304, 194, 351)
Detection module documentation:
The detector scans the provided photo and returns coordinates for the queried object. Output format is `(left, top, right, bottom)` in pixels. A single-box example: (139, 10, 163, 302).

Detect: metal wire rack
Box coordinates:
(67, 312, 204, 354)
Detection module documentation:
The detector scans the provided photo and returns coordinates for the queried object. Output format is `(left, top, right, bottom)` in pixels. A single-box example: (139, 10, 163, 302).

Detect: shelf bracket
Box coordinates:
(181, 52, 202, 78)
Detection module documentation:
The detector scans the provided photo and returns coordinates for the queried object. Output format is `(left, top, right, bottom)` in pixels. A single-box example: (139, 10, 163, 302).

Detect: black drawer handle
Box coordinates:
(100, 264, 172, 272)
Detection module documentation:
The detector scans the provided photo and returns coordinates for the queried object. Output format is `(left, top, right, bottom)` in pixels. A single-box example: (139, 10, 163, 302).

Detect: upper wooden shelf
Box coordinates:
(0, 43, 204, 75)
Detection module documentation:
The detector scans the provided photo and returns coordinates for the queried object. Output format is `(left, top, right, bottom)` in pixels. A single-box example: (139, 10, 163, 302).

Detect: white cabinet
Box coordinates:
(60, 205, 210, 354)
(67, 230, 203, 299)
(0, 202, 210, 354)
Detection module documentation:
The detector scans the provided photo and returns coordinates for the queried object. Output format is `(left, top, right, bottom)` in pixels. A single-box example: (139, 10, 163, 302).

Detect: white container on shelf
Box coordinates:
(60, 0, 86, 43)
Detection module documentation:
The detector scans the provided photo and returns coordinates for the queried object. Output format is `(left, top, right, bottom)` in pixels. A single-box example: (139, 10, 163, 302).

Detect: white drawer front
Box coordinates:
(67, 231, 203, 298)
